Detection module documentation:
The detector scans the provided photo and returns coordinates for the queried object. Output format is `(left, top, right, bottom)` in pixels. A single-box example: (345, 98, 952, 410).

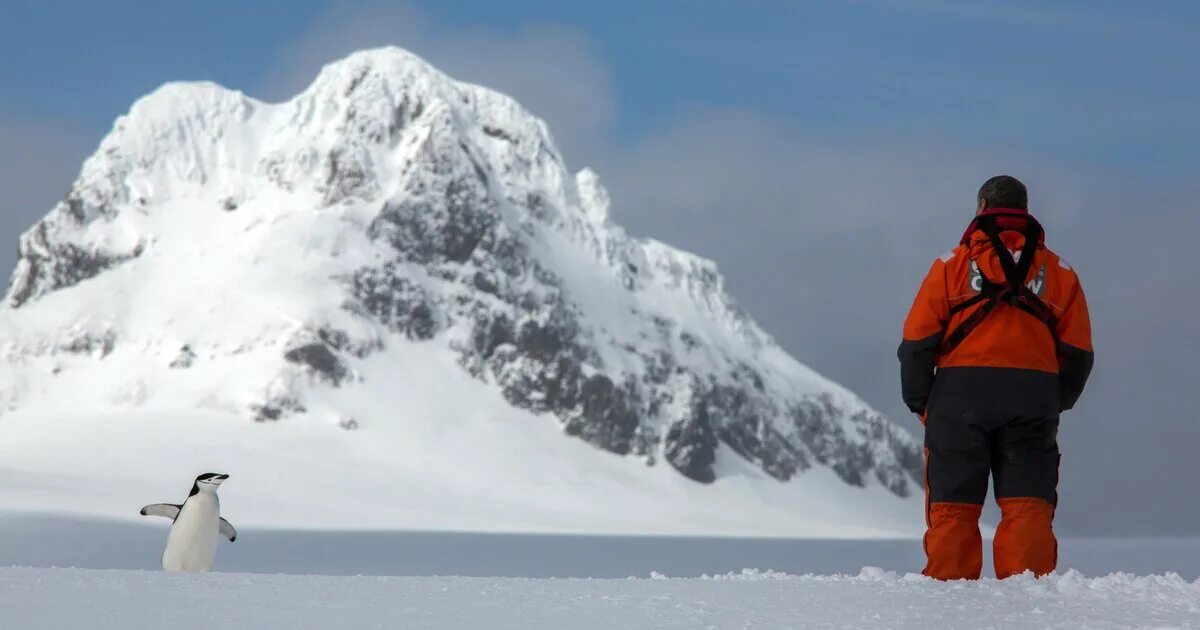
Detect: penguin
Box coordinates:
(140, 473, 237, 572)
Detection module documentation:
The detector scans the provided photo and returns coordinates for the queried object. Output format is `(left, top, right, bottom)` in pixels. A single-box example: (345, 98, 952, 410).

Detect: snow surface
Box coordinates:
(0, 406, 919, 536)
(0, 46, 921, 535)
(1, 567, 1196, 629)
(3, 514, 1197, 580)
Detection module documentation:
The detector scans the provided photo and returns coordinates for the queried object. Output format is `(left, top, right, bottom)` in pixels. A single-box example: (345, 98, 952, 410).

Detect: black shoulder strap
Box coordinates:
(940, 214, 1058, 355)
(941, 282, 1004, 353)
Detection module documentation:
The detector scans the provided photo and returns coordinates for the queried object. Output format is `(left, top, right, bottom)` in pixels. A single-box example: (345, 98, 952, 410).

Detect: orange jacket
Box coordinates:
(899, 210, 1094, 415)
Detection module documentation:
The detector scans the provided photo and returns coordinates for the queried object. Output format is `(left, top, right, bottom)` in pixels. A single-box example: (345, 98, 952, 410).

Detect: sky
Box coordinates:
(2, 0, 1198, 536)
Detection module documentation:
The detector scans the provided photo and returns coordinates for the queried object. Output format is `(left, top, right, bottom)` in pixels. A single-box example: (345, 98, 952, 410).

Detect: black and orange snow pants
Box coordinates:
(923, 369, 1060, 581)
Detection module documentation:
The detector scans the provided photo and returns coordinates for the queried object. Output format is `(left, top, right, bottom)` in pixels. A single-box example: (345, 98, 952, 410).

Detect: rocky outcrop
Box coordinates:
(8, 213, 143, 308)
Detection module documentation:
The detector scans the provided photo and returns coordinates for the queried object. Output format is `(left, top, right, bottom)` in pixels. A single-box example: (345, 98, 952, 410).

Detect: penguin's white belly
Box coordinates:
(162, 495, 220, 572)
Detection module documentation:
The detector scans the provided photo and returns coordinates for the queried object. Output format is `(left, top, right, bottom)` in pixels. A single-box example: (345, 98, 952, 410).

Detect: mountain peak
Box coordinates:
(307, 46, 445, 91)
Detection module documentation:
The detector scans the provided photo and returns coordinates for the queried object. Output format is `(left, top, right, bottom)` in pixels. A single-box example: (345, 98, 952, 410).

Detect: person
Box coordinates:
(898, 175, 1094, 581)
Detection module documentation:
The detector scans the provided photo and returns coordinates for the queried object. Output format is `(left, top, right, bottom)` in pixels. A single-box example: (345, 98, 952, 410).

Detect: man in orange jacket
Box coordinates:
(898, 175, 1093, 580)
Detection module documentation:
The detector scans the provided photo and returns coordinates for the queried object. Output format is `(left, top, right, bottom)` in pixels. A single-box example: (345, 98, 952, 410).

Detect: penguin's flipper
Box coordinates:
(219, 517, 237, 542)
(140, 503, 181, 520)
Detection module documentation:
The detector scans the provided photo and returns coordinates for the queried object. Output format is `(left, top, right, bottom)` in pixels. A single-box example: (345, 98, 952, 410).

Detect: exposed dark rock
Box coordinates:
(344, 266, 438, 341)
(370, 197, 485, 264)
(561, 374, 640, 456)
(59, 330, 117, 358)
(664, 388, 719, 483)
(861, 410, 922, 497)
(709, 383, 806, 481)
(472, 270, 499, 295)
(315, 328, 379, 358)
(517, 319, 571, 364)
(787, 395, 918, 495)
(792, 395, 843, 466)
(250, 397, 307, 423)
(252, 405, 283, 422)
(643, 350, 675, 386)
(720, 419, 808, 481)
(455, 293, 642, 457)
(368, 174, 498, 264)
(679, 331, 701, 352)
(482, 125, 519, 144)
(8, 221, 143, 308)
(389, 94, 424, 139)
(64, 194, 87, 223)
(60, 187, 118, 223)
(830, 443, 872, 488)
(342, 66, 370, 97)
(471, 313, 514, 360)
(284, 342, 350, 386)
(169, 345, 197, 369)
(321, 148, 378, 205)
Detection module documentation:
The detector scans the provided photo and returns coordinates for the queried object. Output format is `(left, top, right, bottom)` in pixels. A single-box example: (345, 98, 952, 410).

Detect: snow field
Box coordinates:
(1, 567, 1196, 629)
(0, 404, 920, 536)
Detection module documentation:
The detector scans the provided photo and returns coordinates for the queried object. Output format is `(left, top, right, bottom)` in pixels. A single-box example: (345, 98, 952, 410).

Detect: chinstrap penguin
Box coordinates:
(140, 473, 237, 572)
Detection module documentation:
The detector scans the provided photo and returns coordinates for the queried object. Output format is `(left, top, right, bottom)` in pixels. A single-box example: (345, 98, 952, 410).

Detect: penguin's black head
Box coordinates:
(190, 473, 230, 496)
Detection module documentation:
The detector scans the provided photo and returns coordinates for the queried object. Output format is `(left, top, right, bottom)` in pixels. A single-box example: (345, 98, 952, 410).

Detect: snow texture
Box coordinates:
(0, 47, 918, 534)
(0, 567, 1196, 629)
(5, 514, 1198, 580)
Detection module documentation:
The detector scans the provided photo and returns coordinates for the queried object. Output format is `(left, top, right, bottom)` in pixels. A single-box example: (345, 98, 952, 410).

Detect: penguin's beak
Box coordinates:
(207, 474, 229, 486)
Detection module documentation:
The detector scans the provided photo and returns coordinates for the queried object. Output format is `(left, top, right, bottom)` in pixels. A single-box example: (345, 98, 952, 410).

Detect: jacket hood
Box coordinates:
(960, 208, 1044, 246)
(962, 208, 1046, 286)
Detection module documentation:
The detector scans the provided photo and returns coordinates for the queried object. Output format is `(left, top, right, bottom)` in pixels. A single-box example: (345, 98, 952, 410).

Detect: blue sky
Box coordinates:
(4, 1, 1196, 170)
(2, 0, 1199, 535)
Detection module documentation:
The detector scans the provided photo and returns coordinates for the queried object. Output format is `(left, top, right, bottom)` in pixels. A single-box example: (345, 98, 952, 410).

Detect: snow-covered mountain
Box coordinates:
(0, 48, 921, 535)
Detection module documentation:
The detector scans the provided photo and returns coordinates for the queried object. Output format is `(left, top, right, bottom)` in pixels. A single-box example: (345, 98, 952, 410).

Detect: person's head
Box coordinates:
(976, 175, 1028, 214)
